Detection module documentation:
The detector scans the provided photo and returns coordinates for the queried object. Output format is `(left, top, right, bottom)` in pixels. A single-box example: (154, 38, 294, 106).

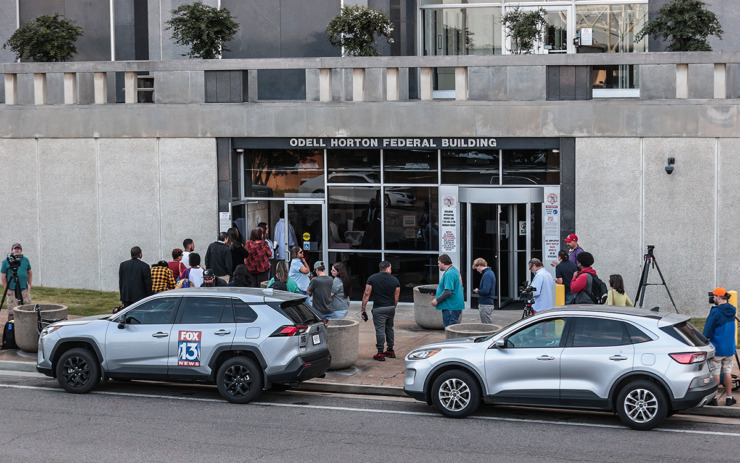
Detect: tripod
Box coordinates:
(0, 266, 24, 315)
(634, 245, 677, 313)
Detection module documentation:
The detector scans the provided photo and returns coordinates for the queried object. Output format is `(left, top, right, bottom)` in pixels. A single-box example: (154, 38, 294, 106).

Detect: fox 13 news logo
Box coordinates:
(178, 331, 201, 366)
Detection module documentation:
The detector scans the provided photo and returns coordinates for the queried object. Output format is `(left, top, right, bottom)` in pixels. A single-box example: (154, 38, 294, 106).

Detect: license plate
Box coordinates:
(312, 334, 321, 345)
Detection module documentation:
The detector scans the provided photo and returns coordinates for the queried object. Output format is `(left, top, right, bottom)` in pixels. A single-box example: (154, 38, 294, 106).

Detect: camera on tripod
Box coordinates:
(519, 283, 536, 300)
(708, 292, 717, 305)
(6, 253, 22, 269)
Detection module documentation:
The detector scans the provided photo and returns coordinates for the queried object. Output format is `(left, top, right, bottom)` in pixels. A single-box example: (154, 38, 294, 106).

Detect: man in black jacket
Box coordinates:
(205, 232, 232, 284)
(119, 246, 152, 307)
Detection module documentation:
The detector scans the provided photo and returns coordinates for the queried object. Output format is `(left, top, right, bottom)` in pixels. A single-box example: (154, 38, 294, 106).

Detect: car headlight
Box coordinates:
(40, 326, 62, 338)
(407, 349, 440, 360)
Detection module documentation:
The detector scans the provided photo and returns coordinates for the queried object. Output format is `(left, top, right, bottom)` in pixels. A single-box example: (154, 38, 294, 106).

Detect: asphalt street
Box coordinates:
(0, 371, 738, 463)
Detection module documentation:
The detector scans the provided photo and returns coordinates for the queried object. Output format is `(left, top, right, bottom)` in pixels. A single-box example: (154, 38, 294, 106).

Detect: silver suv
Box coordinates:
(37, 288, 330, 404)
(404, 306, 717, 430)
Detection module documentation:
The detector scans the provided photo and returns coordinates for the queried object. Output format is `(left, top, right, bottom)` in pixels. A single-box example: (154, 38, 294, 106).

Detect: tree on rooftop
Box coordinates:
(2, 14, 83, 62)
(165, 1, 239, 59)
(635, 0, 723, 51)
(326, 5, 394, 57)
(501, 7, 548, 55)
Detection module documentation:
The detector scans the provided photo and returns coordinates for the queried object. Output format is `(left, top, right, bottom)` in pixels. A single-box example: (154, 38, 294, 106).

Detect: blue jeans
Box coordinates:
(324, 310, 348, 319)
(442, 309, 462, 327)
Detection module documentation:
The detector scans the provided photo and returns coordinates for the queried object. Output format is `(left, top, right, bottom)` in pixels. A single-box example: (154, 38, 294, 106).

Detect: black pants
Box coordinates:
(372, 305, 395, 352)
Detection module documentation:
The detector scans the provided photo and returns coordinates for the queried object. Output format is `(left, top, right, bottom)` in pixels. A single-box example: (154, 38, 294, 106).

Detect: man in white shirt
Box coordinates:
(529, 258, 555, 312)
(273, 210, 296, 260)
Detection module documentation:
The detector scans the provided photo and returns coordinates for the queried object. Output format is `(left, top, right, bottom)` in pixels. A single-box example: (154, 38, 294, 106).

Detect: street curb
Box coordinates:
(0, 360, 37, 373)
(297, 380, 407, 398)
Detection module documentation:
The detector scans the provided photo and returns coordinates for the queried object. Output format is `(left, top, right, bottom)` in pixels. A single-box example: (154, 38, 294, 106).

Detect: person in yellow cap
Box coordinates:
(704, 287, 737, 406)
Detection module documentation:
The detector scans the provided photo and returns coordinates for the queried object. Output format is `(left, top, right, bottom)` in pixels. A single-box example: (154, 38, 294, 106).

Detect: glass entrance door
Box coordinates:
(286, 201, 325, 271)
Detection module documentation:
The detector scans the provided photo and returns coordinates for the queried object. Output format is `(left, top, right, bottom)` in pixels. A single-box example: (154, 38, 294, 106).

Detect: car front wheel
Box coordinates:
(616, 380, 668, 430)
(56, 348, 100, 394)
(216, 357, 263, 404)
(431, 370, 481, 418)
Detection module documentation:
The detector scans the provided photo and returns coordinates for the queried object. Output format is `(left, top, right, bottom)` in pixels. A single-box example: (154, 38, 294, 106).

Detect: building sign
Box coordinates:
(440, 195, 457, 253)
(233, 137, 560, 151)
(543, 187, 561, 276)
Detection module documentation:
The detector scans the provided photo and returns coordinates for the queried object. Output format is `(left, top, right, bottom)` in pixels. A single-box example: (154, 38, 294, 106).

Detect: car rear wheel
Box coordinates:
(216, 357, 263, 404)
(616, 380, 668, 430)
(56, 348, 100, 394)
(431, 370, 480, 418)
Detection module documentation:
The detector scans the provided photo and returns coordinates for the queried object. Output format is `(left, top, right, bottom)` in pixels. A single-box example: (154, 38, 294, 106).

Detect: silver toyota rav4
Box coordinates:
(37, 288, 331, 404)
(404, 306, 717, 430)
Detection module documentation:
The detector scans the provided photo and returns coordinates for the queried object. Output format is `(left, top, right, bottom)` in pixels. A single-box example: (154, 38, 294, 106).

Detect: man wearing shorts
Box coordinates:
(704, 287, 737, 406)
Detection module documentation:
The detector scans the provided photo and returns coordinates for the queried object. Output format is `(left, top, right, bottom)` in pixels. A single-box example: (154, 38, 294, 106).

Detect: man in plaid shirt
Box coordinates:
(151, 260, 175, 294)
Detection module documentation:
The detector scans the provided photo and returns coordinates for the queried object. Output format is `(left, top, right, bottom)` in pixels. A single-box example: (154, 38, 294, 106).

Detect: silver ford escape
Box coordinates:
(37, 288, 330, 404)
(404, 306, 717, 430)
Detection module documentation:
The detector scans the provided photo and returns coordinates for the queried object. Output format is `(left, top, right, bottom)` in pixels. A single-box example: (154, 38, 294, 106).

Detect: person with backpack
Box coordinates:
(528, 258, 555, 313)
(179, 253, 204, 288)
(266, 260, 300, 293)
(605, 274, 633, 307)
(570, 252, 608, 304)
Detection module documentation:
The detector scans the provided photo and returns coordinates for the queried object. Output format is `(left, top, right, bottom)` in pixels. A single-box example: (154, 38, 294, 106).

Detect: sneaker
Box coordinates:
(384, 350, 396, 358)
(727, 397, 737, 406)
(373, 353, 385, 361)
(706, 398, 718, 406)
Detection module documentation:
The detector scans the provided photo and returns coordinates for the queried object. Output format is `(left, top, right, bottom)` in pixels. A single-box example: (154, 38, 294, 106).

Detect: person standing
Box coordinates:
(1, 243, 32, 316)
(288, 246, 311, 296)
(704, 287, 737, 406)
(330, 262, 351, 319)
(201, 269, 228, 287)
(529, 258, 555, 312)
(564, 234, 584, 265)
(307, 261, 334, 318)
(361, 260, 400, 361)
(605, 274, 633, 307)
(258, 222, 276, 277)
(181, 239, 195, 269)
(227, 227, 249, 285)
(205, 232, 232, 284)
(570, 252, 598, 304)
(244, 228, 272, 287)
(432, 254, 464, 327)
(555, 250, 578, 304)
(151, 260, 176, 294)
(119, 246, 152, 307)
(472, 258, 495, 323)
(182, 253, 204, 288)
(168, 248, 187, 282)
(274, 210, 296, 261)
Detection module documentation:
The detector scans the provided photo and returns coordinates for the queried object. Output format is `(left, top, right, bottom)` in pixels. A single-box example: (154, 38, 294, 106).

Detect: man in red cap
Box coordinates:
(564, 234, 584, 265)
(704, 287, 737, 406)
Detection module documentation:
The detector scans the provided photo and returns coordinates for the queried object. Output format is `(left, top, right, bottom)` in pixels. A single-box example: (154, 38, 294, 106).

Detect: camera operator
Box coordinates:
(704, 287, 737, 406)
(528, 258, 554, 313)
(1, 243, 32, 318)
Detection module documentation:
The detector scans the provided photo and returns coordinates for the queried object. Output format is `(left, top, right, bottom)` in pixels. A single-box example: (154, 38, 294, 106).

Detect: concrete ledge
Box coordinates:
(0, 360, 37, 373)
(298, 380, 406, 397)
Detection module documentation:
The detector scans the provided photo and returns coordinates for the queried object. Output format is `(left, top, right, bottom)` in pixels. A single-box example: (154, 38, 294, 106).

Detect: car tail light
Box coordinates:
(270, 325, 308, 337)
(669, 352, 707, 364)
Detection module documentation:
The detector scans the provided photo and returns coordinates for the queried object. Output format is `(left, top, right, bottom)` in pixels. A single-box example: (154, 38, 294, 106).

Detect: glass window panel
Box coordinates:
(384, 253, 440, 304)
(384, 187, 438, 251)
(233, 299, 258, 323)
(328, 186, 381, 250)
(442, 149, 500, 185)
(572, 318, 630, 347)
(124, 297, 180, 325)
(329, 251, 383, 302)
(327, 150, 380, 180)
(502, 149, 560, 185)
(384, 149, 438, 183)
(506, 318, 566, 348)
(244, 149, 323, 198)
(179, 297, 228, 324)
(231, 151, 241, 199)
(576, 4, 648, 54)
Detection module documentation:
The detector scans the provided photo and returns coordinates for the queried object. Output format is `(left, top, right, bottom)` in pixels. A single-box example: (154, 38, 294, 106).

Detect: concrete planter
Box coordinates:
(445, 322, 501, 340)
(13, 304, 68, 352)
(413, 285, 443, 330)
(325, 318, 359, 370)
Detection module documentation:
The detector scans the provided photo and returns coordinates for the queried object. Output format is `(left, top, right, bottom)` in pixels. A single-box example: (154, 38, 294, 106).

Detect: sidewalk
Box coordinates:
(1, 304, 738, 419)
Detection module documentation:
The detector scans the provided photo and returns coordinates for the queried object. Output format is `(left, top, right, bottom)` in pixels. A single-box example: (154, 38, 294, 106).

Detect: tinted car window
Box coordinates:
(179, 297, 230, 324)
(625, 323, 653, 344)
(572, 318, 629, 347)
(660, 321, 709, 347)
(125, 297, 179, 325)
(506, 318, 566, 348)
(233, 299, 258, 323)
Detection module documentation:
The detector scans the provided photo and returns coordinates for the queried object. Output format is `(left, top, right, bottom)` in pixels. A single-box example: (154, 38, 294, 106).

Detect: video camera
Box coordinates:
(5, 253, 23, 269)
(519, 283, 537, 300)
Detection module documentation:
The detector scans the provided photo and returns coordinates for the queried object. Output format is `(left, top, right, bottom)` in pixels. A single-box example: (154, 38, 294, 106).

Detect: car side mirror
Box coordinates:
(117, 316, 126, 329)
(494, 338, 506, 349)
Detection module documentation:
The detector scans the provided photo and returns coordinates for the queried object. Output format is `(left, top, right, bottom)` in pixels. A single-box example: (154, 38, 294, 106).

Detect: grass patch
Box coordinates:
(689, 318, 706, 332)
(1, 286, 119, 317)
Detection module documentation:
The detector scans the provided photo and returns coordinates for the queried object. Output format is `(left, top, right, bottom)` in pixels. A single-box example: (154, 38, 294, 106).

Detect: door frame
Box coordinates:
(460, 187, 544, 309)
(284, 199, 328, 267)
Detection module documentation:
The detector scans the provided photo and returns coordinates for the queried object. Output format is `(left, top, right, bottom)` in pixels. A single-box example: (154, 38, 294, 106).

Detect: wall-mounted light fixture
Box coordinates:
(235, 148, 244, 153)
(665, 157, 675, 175)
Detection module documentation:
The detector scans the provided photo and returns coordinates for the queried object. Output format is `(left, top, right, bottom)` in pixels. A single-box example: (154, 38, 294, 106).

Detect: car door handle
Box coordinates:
(152, 332, 169, 338)
(609, 355, 628, 361)
(214, 330, 232, 336)
(537, 355, 555, 361)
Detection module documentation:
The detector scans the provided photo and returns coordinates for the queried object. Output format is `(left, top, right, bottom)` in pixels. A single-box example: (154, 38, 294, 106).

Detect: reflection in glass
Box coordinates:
(243, 149, 323, 198)
(384, 187, 438, 251)
(502, 149, 559, 185)
(328, 186, 381, 250)
(384, 150, 438, 183)
(329, 252, 382, 302)
(442, 149, 500, 185)
(384, 254, 440, 303)
(327, 150, 380, 178)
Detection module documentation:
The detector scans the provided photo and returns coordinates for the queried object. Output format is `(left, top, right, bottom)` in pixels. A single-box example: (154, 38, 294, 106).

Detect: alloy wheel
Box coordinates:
(223, 364, 253, 398)
(623, 388, 659, 423)
(438, 378, 471, 412)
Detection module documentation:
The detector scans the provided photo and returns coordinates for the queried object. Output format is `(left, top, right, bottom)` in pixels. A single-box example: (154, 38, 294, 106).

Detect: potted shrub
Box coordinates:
(636, 0, 723, 51)
(326, 5, 394, 57)
(501, 7, 548, 55)
(166, 1, 239, 59)
(3, 13, 84, 62)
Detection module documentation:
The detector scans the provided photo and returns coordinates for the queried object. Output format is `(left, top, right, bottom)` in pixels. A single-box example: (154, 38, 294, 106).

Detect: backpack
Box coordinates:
(572, 273, 608, 305)
(270, 280, 288, 292)
(1, 320, 17, 350)
(176, 268, 192, 289)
